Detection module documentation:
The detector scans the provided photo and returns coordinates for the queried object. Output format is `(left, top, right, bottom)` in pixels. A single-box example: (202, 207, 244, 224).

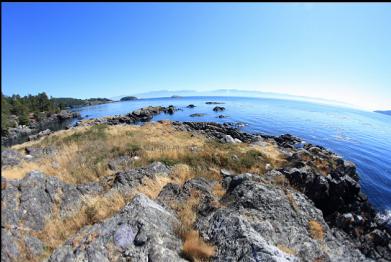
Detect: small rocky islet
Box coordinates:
(1, 104, 391, 262)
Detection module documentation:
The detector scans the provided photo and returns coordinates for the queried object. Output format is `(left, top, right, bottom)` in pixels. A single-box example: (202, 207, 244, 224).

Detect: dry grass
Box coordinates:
(182, 230, 215, 261)
(212, 182, 225, 198)
(170, 190, 215, 261)
(137, 175, 172, 199)
(34, 190, 128, 249)
(2, 162, 43, 180)
(276, 244, 296, 256)
(4, 122, 285, 185)
(308, 220, 324, 240)
(3, 123, 206, 183)
(170, 164, 194, 186)
(250, 143, 286, 168)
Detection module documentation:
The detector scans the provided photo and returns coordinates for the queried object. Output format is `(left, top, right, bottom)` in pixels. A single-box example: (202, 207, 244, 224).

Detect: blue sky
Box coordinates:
(2, 3, 391, 110)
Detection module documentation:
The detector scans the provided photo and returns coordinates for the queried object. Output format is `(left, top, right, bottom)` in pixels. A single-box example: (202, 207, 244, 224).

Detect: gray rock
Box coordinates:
(114, 225, 136, 250)
(48, 194, 186, 262)
(196, 175, 368, 262)
(1, 149, 23, 168)
(114, 162, 169, 189)
(24, 235, 44, 257)
(221, 135, 236, 144)
(1, 229, 20, 262)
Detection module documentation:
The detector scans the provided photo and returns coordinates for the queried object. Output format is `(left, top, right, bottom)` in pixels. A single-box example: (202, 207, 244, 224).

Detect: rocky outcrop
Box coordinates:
(1, 162, 169, 261)
(76, 105, 178, 127)
(186, 104, 196, 108)
(278, 141, 391, 260)
(173, 122, 257, 143)
(200, 174, 367, 261)
(1, 171, 104, 261)
(48, 194, 185, 262)
(174, 122, 391, 261)
(156, 175, 368, 261)
(1, 149, 24, 168)
(212, 106, 225, 112)
(2, 110, 80, 147)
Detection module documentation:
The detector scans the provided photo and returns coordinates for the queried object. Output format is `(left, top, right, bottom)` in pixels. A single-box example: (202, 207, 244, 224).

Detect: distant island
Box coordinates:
(374, 110, 391, 116)
(120, 96, 138, 101)
(171, 95, 182, 98)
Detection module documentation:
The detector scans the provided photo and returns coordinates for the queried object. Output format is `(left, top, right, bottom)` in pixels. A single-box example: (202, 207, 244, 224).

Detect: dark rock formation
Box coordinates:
(76, 105, 179, 127)
(190, 113, 207, 117)
(186, 104, 196, 108)
(173, 122, 257, 143)
(212, 106, 225, 112)
(206, 102, 225, 104)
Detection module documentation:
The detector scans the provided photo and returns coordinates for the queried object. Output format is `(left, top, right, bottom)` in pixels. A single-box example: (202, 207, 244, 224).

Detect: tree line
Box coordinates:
(1, 92, 111, 134)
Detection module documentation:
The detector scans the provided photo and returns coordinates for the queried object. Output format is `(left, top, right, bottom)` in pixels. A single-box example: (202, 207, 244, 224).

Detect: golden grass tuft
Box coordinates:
(308, 220, 324, 240)
(169, 189, 215, 261)
(137, 175, 172, 199)
(182, 230, 215, 261)
(276, 244, 296, 256)
(212, 182, 225, 198)
(170, 164, 194, 186)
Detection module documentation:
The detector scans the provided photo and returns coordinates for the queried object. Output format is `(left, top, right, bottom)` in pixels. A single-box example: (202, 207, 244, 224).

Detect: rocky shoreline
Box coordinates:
(1, 110, 81, 147)
(174, 122, 391, 260)
(1, 106, 390, 261)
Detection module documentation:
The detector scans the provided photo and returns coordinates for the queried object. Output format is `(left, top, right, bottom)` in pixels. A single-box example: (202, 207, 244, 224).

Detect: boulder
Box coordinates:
(48, 194, 186, 262)
(1, 149, 23, 168)
(213, 106, 225, 112)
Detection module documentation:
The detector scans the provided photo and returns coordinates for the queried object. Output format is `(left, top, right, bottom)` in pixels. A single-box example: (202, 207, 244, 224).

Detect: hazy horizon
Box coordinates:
(2, 3, 391, 110)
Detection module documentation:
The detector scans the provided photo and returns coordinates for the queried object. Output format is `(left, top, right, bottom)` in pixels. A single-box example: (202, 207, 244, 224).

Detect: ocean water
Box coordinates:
(72, 96, 391, 216)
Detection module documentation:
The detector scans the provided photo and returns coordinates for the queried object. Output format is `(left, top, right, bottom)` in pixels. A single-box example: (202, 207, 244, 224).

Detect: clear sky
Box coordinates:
(2, 3, 391, 110)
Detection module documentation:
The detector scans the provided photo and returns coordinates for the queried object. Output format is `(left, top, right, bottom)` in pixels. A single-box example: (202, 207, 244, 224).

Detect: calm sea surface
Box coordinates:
(72, 96, 391, 216)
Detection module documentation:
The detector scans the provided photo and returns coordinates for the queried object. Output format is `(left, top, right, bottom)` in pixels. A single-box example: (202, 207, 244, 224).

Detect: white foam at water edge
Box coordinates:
(376, 210, 391, 229)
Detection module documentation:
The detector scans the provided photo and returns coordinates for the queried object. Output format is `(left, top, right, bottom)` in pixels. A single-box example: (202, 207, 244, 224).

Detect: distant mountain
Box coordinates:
(374, 110, 391, 116)
(114, 89, 354, 108)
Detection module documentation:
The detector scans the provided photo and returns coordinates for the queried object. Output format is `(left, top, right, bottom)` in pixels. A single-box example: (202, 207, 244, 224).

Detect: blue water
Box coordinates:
(73, 96, 391, 214)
